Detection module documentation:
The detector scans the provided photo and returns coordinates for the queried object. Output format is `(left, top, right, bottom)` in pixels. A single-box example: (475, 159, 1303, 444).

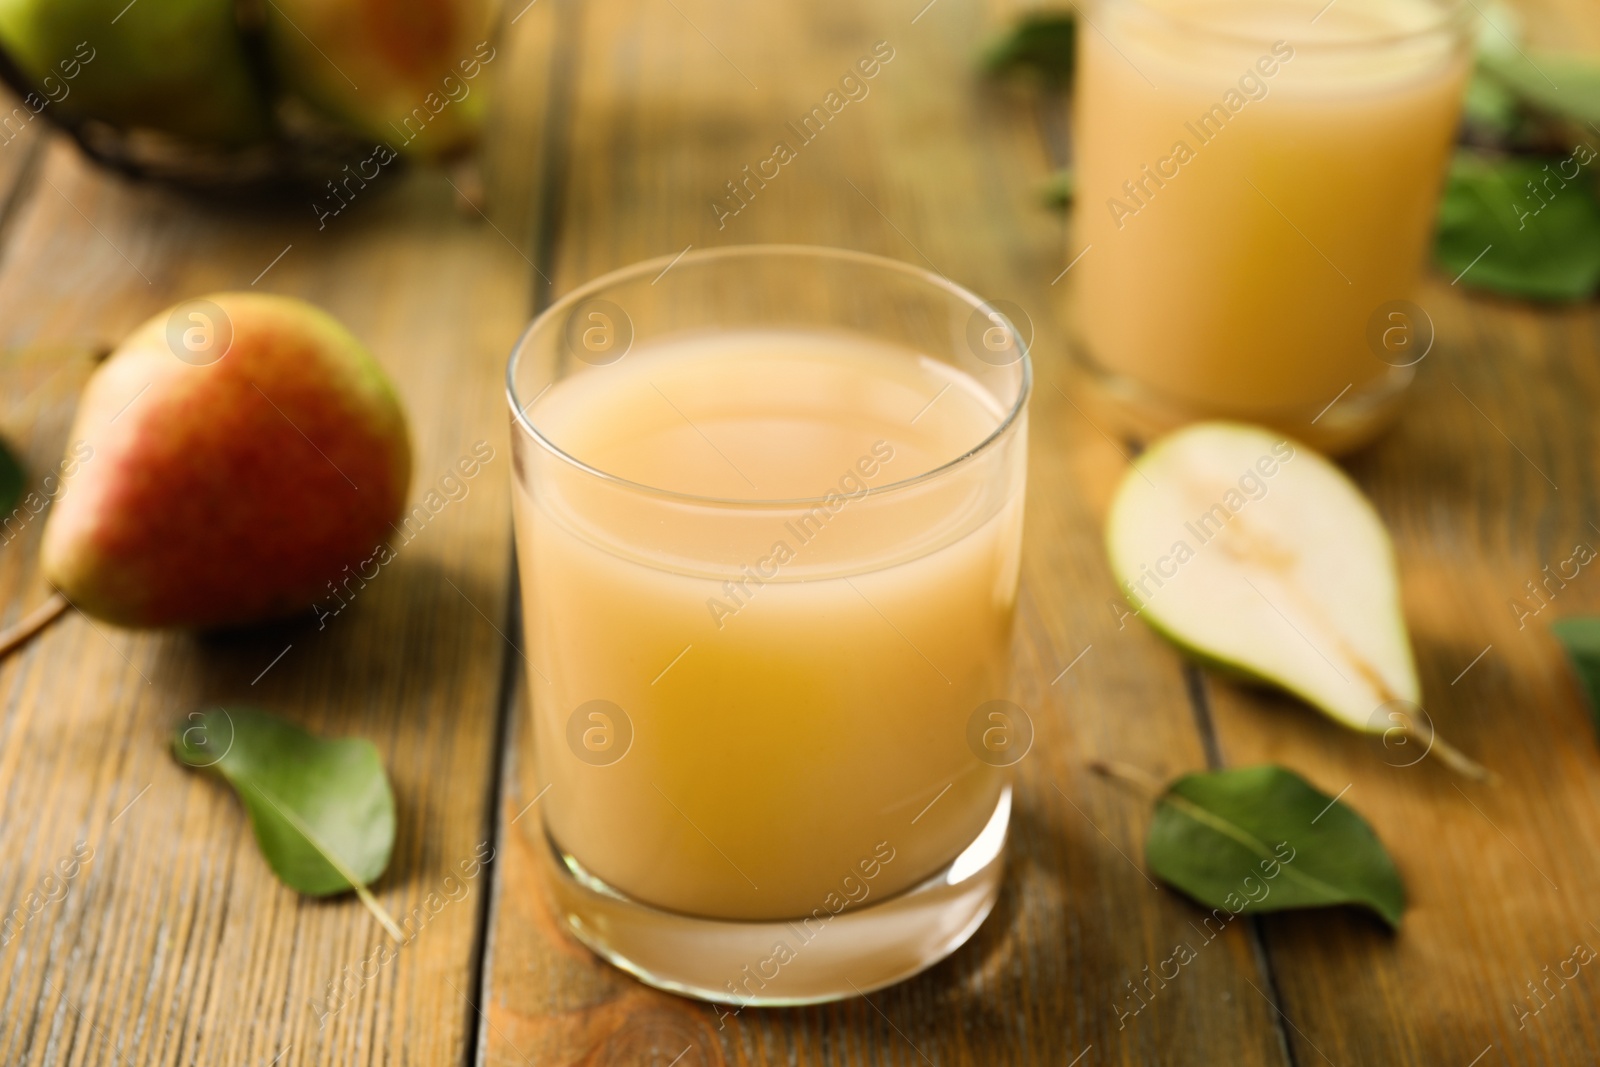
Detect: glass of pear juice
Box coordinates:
(506, 246, 1031, 1004)
(1068, 0, 1472, 453)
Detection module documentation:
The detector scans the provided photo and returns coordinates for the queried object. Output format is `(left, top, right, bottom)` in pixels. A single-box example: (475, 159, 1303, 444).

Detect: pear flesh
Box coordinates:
(1106, 422, 1418, 733)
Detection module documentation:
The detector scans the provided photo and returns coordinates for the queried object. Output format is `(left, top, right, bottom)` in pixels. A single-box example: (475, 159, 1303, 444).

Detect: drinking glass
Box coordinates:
(506, 246, 1032, 1003)
(1069, 0, 1472, 452)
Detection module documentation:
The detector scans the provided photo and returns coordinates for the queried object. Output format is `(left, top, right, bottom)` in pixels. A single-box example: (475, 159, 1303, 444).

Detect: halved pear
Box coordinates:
(1106, 422, 1484, 777)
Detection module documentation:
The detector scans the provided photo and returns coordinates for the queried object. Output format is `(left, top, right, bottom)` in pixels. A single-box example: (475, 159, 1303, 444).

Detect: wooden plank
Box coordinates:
(1195, 282, 1600, 1065)
(0, 10, 556, 1063)
(477, 0, 1292, 1063)
(1122, 4, 1600, 1066)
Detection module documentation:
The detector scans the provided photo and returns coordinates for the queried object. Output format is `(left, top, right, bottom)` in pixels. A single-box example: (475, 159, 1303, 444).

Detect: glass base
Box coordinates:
(536, 786, 1011, 1005)
(1067, 344, 1415, 456)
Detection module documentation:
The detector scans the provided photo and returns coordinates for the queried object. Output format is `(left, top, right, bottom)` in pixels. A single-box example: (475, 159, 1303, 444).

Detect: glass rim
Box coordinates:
(505, 243, 1033, 509)
(1095, 0, 1473, 51)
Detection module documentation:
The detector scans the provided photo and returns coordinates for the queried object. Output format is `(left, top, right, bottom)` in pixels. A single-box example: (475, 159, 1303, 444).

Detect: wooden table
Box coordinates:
(2, 0, 1599, 1063)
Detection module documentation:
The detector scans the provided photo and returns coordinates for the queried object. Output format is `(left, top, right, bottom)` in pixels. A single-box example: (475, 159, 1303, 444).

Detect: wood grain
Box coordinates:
(2, 0, 1596, 1062)
(1183, 4, 1600, 1065)
(478, 0, 1295, 1063)
(0, 10, 556, 1063)
(1195, 264, 1600, 1066)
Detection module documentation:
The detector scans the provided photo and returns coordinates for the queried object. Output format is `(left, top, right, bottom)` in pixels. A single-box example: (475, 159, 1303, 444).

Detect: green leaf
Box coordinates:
(1479, 49, 1600, 129)
(174, 707, 395, 898)
(1434, 150, 1600, 301)
(1461, 69, 1525, 143)
(1469, 0, 1523, 63)
(982, 11, 1076, 83)
(1145, 766, 1406, 928)
(1041, 167, 1074, 209)
(1550, 617, 1600, 737)
(0, 436, 21, 518)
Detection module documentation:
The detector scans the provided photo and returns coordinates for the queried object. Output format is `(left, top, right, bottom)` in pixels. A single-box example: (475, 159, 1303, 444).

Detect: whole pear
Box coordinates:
(41, 293, 411, 628)
(0, 0, 271, 146)
(264, 0, 498, 158)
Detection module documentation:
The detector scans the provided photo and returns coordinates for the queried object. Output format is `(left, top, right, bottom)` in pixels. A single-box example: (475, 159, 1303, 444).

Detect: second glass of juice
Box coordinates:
(507, 246, 1030, 1003)
(1069, 0, 1471, 452)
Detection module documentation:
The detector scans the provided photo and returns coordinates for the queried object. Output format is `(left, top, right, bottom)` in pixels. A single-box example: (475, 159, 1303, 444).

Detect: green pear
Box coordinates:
(40, 293, 411, 629)
(1106, 422, 1484, 776)
(0, 0, 272, 146)
(263, 0, 498, 159)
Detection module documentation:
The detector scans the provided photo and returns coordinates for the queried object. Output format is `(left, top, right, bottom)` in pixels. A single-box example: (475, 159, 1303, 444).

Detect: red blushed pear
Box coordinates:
(264, 0, 499, 159)
(39, 293, 411, 630)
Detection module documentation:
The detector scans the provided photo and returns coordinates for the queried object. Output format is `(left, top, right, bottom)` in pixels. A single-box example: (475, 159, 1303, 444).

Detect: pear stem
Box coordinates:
(1088, 759, 1166, 798)
(1401, 720, 1496, 784)
(0, 592, 70, 660)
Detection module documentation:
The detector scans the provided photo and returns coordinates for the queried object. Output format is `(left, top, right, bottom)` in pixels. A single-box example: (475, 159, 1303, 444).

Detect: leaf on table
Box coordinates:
(1479, 48, 1600, 130)
(1457, 5, 1588, 152)
(1041, 167, 1074, 209)
(1550, 618, 1600, 737)
(1461, 69, 1527, 145)
(173, 707, 396, 899)
(0, 437, 22, 518)
(1435, 150, 1600, 301)
(1469, 0, 1523, 63)
(982, 11, 1076, 83)
(1145, 765, 1406, 929)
